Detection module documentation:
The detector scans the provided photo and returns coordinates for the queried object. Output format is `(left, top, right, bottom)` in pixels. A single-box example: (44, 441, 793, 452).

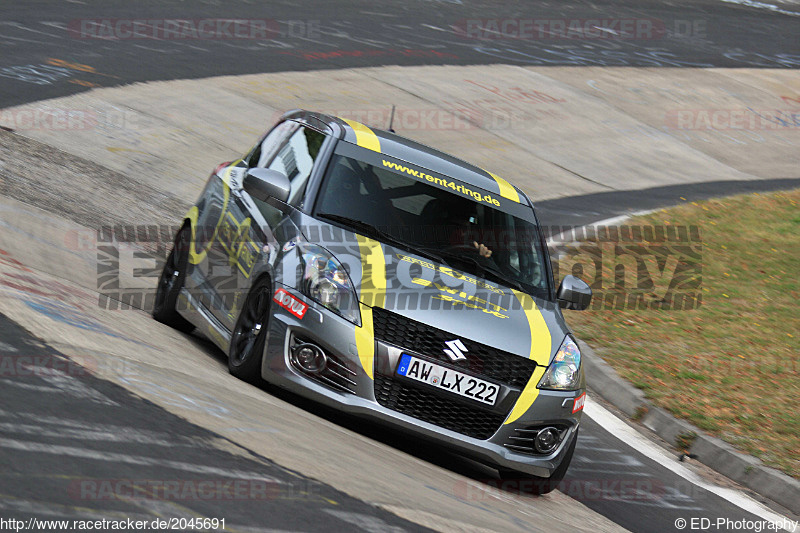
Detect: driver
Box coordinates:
(443, 199, 494, 259)
(460, 214, 493, 259)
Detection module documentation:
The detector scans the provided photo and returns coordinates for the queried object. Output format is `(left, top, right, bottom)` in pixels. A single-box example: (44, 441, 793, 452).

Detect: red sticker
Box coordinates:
(572, 392, 586, 414)
(273, 288, 307, 319)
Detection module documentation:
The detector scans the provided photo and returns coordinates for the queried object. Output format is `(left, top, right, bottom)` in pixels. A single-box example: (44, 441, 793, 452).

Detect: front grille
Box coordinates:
(374, 375, 507, 440)
(372, 307, 538, 388)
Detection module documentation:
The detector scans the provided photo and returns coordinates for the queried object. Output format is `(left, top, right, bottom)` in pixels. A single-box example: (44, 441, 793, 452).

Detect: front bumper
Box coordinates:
(261, 286, 584, 477)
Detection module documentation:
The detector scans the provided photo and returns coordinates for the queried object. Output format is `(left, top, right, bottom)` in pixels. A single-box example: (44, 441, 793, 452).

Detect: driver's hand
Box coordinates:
(473, 241, 492, 258)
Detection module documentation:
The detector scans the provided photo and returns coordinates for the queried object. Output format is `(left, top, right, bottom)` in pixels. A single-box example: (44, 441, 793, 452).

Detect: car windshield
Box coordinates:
(314, 147, 551, 297)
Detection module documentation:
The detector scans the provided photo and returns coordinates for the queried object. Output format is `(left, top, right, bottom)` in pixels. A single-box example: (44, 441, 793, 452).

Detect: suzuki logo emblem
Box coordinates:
(444, 339, 468, 362)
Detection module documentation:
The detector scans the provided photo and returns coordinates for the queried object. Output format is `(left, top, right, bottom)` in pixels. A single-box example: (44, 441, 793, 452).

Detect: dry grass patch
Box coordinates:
(563, 189, 799, 478)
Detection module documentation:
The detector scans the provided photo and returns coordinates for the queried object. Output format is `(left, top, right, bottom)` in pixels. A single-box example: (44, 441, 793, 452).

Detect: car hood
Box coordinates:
(342, 233, 562, 367)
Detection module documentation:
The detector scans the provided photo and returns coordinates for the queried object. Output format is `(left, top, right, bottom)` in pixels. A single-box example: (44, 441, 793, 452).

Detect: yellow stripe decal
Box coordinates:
(488, 171, 520, 203)
(504, 289, 552, 424)
(354, 235, 386, 379)
(505, 367, 546, 425)
(355, 305, 376, 380)
(342, 118, 381, 153)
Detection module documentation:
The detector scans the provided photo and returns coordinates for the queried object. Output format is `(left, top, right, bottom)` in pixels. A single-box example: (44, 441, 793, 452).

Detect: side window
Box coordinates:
(246, 121, 298, 169)
(265, 126, 326, 206)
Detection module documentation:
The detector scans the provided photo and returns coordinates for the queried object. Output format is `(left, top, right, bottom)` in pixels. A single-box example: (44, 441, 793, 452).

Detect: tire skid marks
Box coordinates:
(0, 410, 218, 448)
(0, 437, 284, 483)
(569, 421, 704, 510)
(324, 510, 407, 533)
(0, 381, 279, 484)
(0, 341, 18, 352)
(0, 421, 200, 447)
(582, 399, 792, 522)
(2, 412, 216, 447)
(0, 364, 118, 406)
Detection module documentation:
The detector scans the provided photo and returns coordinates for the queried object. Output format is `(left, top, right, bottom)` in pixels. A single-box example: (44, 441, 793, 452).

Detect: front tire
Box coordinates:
(152, 225, 195, 333)
(228, 277, 272, 383)
(498, 427, 578, 495)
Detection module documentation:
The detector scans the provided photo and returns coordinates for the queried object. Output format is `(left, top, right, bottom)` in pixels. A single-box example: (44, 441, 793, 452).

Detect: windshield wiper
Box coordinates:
(315, 213, 427, 257)
(317, 213, 454, 267)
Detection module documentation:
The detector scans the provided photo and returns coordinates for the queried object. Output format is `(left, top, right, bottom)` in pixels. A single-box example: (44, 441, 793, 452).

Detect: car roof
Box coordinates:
(281, 109, 531, 207)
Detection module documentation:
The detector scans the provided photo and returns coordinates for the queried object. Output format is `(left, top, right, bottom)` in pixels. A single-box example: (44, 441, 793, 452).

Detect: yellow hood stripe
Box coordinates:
(354, 235, 386, 379)
(512, 290, 551, 366)
(342, 118, 381, 153)
(505, 368, 547, 425)
(488, 171, 520, 203)
(504, 290, 552, 424)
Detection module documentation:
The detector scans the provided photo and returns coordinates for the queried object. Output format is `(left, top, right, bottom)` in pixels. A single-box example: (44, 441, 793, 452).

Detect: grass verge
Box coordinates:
(561, 189, 799, 478)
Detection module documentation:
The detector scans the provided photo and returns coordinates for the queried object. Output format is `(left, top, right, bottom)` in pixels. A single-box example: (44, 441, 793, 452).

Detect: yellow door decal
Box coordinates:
(186, 160, 242, 265)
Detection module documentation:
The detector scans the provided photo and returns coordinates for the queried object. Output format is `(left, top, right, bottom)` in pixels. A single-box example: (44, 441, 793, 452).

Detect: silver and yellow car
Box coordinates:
(153, 110, 592, 493)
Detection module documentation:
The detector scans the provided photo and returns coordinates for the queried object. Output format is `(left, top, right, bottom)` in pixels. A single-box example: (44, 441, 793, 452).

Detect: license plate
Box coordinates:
(396, 354, 499, 406)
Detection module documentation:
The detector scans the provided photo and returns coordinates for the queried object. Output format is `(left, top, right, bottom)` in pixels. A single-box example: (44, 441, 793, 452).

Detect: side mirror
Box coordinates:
(557, 275, 592, 311)
(243, 168, 290, 203)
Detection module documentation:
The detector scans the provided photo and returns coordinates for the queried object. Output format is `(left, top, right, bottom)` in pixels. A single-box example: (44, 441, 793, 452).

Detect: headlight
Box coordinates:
(300, 244, 360, 325)
(538, 336, 582, 390)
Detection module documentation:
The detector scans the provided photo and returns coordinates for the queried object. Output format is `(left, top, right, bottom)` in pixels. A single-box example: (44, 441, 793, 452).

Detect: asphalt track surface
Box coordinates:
(1, 1, 798, 532)
(0, 315, 432, 533)
(2, 0, 799, 107)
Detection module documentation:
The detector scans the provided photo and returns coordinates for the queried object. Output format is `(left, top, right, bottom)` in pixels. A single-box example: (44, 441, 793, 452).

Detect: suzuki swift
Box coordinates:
(153, 110, 592, 493)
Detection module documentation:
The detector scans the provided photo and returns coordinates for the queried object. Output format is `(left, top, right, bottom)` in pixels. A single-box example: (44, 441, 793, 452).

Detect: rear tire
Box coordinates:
(152, 225, 195, 333)
(228, 277, 272, 383)
(498, 427, 578, 495)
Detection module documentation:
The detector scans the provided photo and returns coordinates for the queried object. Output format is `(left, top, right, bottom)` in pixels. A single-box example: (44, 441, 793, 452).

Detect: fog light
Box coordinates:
(535, 427, 560, 454)
(291, 343, 327, 374)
